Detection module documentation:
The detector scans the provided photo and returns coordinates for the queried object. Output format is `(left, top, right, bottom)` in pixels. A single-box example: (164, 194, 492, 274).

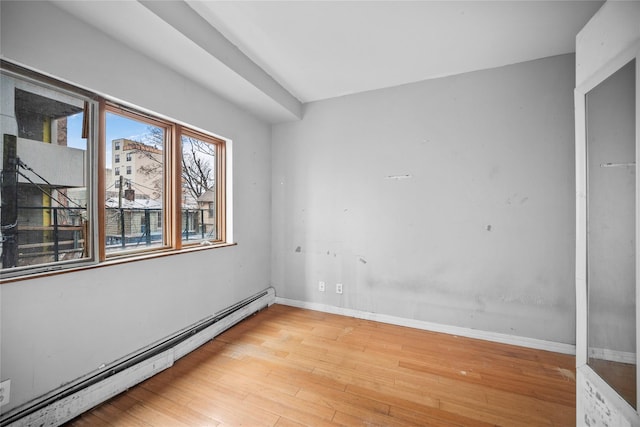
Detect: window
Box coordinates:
(180, 130, 225, 245)
(0, 66, 93, 273)
(1, 61, 229, 279)
(104, 108, 167, 255)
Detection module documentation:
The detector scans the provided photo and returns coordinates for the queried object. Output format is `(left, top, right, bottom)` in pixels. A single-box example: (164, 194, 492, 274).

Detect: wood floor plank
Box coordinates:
(185, 394, 277, 427)
(90, 402, 152, 427)
(331, 408, 425, 427)
(64, 304, 575, 427)
(274, 416, 308, 427)
(267, 364, 347, 392)
(242, 392, 337, 427)
(344, 383, 440, 413)
(295, 381, 390, 416)
(64, 411, 112, 427)
(127, 387, 220, 426)
(388, 404, 495, 427)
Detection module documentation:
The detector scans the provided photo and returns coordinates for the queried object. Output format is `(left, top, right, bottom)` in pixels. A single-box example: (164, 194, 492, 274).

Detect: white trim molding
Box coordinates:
(588, 347, 636, 365)
(275, 297, 576, 355)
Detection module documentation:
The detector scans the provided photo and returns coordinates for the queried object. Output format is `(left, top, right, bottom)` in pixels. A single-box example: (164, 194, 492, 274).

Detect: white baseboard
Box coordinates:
(589, 347, 636, 364)
(275, 297, 576, 355)
(4, 288, 275, 427)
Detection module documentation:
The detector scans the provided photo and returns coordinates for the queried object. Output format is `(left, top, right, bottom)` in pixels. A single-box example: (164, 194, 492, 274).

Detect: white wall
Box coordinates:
(0, 1, 271, 413)
(272, 54, 576, 344)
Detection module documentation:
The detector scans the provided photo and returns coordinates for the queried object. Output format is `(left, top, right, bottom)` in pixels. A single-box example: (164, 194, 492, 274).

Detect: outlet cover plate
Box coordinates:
(336, 283, 343, 294)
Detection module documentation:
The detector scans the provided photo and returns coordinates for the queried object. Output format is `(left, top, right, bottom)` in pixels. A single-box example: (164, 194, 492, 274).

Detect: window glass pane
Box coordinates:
(1, 72, 91, 272)
(105, 112, 165, 254)
(181, 134, 217, 244)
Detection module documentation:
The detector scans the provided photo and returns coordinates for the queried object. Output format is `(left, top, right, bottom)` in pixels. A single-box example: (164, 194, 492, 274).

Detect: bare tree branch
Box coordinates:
(130, 128, 215, 204)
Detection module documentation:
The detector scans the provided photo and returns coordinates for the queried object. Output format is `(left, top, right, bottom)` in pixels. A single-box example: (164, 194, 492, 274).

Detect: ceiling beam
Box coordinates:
(138, 0, 302, 121)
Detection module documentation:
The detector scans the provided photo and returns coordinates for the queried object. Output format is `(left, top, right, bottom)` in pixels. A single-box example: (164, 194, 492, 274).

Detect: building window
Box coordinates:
(1, 61, 229, 279)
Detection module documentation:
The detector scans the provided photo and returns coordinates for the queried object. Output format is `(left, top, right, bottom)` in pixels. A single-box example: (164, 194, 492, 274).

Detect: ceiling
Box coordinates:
(189, 1, 603, 102)
(52, 0, 603, 123)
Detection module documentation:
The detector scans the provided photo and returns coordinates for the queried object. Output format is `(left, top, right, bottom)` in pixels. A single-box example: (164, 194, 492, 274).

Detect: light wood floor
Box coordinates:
(65, 304, 576, 426)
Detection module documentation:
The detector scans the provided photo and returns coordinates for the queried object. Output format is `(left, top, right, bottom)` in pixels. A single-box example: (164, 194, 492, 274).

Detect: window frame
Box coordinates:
(179, 127, 226, 247)
(0, 61, 231, 281)
(102, 103, 175, 260)
(0, 64, 99, 278)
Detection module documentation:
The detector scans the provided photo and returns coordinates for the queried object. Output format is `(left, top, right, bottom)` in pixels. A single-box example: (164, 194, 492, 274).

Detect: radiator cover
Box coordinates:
(1, 287, 275, 427)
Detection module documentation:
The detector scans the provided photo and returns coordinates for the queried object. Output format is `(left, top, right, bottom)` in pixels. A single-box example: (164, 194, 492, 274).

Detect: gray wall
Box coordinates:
(272, 54, 576, 344)
(1, 1, 271, 412)
(1, 0, 580, 415)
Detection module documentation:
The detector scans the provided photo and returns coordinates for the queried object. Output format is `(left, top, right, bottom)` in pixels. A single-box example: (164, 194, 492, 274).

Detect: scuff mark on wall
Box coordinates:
(385, 174, 412, 180)
(295, 246, 302, 253)
(358, 256, 368, 264)
(498, 295, 546, 305)
(506, 193, 530, 205)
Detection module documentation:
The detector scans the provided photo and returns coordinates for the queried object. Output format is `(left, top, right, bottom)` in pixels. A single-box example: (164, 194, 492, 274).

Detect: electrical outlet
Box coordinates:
(0, 379, 10, 407)
(336, 283, 343, 294)
(318, 281, 325, 292)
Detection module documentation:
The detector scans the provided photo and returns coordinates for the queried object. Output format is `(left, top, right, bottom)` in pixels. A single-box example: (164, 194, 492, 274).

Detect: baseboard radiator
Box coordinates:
(1, 287, 276, 427)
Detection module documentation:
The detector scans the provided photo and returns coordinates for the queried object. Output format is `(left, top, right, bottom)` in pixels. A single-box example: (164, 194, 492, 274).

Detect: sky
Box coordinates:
(67, 112, 156, 168)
